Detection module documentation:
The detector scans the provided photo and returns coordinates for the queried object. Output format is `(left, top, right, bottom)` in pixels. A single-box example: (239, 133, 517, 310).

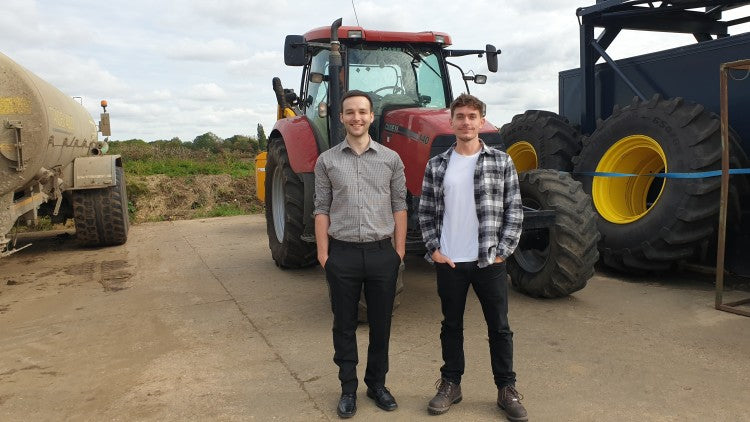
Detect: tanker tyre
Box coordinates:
(499, 110, 582, 172)
(508, 169, 599, 298)
(357, 261, 405, 323)
(571, 95, 740, 273)
(265, 139, 316, 268)
(73, 166, 130, 246)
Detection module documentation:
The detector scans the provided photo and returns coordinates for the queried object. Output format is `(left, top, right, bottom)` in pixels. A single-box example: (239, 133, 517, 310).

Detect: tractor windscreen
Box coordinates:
(346, 44, 447, 116)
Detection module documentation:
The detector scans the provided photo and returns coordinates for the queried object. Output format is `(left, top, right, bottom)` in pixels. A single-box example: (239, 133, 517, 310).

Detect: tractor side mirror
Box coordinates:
(284, 35, 308, 66)
(462, 74, 487, 84)
(486, 44, 498, 73)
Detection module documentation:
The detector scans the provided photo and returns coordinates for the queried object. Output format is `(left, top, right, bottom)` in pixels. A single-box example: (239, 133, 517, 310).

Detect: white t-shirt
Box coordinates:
(439, 150, 480, 262)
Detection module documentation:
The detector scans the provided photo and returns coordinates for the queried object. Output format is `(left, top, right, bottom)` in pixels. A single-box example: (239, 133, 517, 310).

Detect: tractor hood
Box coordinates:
(380, 107, 503, 195)
(382, 108, 502, 155)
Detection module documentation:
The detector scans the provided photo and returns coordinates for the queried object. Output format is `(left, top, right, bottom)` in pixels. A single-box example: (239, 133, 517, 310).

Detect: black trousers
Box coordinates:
(325, 238, 400, 394)
(435, 261, 516, 388)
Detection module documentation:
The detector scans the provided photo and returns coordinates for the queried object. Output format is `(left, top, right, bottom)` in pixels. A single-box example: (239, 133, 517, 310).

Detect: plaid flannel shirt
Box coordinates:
(418, 140, 523, 268)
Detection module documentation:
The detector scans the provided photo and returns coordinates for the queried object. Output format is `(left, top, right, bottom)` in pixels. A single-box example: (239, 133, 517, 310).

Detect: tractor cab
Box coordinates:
(282, 20, 497, 151)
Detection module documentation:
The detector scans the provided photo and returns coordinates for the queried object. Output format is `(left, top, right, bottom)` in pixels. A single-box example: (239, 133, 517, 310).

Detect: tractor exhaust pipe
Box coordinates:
(328, 18, 343, 147)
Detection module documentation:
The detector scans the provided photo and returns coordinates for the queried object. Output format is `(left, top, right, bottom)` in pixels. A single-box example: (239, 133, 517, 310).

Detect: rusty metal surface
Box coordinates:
(716, 59, 750, 317)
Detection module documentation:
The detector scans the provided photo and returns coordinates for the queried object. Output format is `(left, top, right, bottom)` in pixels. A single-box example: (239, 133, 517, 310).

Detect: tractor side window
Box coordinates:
(414, 53, 446, 109)
(305, 49, 331, 143)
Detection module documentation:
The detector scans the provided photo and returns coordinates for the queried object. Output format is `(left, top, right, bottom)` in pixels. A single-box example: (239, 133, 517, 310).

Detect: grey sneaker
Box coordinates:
(497, 385, 528, 421)
(427, 378, 462, 415)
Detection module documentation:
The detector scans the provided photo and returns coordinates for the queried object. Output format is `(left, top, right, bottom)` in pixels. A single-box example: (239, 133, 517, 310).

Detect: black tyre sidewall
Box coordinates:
(574, 98, 721, 255)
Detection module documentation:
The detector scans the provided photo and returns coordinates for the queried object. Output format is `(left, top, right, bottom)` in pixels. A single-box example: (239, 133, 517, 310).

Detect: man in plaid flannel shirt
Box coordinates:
(418, 94, 527, 421)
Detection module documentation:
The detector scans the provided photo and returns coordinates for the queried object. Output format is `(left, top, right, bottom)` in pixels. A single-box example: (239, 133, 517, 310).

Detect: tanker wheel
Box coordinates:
(357, 261, 405, 323)
(73, 166, 129, 246)
(265, 139, 316, 268)
(572, 95, 739, 273)
(507, 169, 599, 298)
(499, 110, 582, 172)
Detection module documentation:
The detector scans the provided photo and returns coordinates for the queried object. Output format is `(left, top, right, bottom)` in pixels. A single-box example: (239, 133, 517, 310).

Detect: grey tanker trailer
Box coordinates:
(0, 52, 128, 256)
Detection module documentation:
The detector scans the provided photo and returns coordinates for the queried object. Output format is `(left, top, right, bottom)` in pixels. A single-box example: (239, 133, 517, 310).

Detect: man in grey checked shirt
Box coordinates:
(314, 90, 407, 419)
(418, 94, 527, 421)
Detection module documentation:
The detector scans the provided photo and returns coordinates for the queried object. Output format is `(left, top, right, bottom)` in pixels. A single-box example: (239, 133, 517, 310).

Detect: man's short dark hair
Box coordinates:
(450, 93, 486, 117)
(341, 90, 373, 112)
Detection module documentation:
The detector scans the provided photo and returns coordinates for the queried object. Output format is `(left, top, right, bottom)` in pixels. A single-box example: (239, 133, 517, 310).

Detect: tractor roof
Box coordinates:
(303, 25, 452, 46)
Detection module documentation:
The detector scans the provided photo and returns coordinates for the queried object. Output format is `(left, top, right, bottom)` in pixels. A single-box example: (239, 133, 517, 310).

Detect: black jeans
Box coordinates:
(325, 238, 400, 394)
(435, 261, 516, 388)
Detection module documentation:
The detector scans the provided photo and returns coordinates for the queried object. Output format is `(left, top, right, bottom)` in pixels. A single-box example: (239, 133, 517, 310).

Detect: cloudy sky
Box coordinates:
(2, 0, 740, 143)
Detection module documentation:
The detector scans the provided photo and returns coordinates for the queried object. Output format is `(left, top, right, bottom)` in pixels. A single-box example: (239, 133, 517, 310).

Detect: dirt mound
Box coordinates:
(127, 174, 263, 222)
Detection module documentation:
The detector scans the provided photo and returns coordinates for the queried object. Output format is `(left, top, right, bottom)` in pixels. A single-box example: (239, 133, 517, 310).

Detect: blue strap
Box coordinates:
(574, 169, 750, 179)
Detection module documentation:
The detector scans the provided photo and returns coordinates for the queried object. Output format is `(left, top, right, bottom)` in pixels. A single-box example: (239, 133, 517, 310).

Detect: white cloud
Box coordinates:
(166, 38, 247, 61)
(227, 51, 283, 76)
(186, 83, 227, 101)
(3, 0, 743, 143)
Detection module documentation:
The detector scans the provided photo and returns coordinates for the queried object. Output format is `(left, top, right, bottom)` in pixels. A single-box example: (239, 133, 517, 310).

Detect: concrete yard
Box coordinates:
(1, 214, 748, 421)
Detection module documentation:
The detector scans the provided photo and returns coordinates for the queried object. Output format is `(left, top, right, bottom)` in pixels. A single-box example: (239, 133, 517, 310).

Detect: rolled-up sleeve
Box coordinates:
(390, 156, 407, 213)
(313, 157, 331, 216)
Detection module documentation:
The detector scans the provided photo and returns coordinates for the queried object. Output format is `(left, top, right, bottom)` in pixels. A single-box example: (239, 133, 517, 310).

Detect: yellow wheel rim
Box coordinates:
(507, 141, 538, 172)
(593, 135, 667, 224)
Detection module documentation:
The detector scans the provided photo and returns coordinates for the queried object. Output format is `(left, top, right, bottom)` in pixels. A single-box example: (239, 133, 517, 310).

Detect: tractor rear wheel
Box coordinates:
(73, 166, 129, 246)
(499, 110, 581, 172)
(508, 169, 599, 298)
(265, 139, 316, 268)
(572, 95, 741, 273)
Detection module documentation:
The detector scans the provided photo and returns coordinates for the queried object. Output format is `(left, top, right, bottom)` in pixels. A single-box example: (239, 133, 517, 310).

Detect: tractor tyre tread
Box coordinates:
(73, 166, 129, 246)
(499, 110, 582, 172)
(265, 139, 317, 268)
(508, 169, 599, 298)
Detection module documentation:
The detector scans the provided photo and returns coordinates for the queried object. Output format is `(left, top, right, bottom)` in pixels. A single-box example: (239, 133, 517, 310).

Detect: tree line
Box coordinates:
(112, 123, 268, 154)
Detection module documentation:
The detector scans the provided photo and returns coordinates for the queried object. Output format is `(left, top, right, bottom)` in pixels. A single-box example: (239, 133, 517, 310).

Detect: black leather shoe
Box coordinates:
(336, 393, 357, 418)
(366, 387, 398, 411)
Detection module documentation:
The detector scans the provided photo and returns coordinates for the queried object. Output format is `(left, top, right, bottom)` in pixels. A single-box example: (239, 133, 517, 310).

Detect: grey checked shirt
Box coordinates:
(314, 139, 407, 242)
(418, 140, 523, 268)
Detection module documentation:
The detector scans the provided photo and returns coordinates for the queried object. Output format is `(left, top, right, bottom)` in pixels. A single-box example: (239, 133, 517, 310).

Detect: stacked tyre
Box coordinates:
(499, 110, 582, 172)
(572, 95, 748, 273)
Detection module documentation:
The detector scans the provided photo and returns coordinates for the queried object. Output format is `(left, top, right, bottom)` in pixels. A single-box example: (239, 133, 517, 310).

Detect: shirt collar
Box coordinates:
(440, 138, 490, 159)
(337, 137, 380, 154)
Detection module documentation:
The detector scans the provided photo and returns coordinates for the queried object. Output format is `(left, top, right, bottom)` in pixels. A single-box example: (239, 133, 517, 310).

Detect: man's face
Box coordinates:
(340, 96, 374, 138)
(450, 105, 485, 143)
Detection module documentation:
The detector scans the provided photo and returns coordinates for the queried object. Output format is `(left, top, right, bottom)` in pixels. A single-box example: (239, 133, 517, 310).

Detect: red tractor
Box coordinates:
(261, 19, 599, 300)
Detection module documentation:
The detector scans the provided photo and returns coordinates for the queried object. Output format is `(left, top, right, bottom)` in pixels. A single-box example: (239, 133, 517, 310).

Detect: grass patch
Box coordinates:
(111, 143, 256, 178)
(193, 203, 247, 218)
(124, 158, 254, 178)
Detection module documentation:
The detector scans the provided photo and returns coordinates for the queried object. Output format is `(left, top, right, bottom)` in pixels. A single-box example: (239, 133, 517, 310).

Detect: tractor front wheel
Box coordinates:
(265, 139, 316, 268)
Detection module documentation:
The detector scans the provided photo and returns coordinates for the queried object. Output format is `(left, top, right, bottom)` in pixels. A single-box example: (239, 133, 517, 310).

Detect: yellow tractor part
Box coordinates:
(592, 134, 667, 224)
(255, 151, 267, 202)
(507, 141, 538, 173)
(277, 106, 297, 120)
(258, 105, 297, 202)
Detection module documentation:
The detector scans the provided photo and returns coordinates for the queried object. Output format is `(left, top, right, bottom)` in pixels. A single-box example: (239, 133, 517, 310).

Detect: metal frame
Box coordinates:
(715, 58, 750, 317)
(577, 0, 750, 133)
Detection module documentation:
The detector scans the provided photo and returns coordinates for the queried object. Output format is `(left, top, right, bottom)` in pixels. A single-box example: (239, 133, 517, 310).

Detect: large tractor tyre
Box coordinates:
(508, 170, 599, 298)
(571, 95, 743, 273)
(73, 166, 130, 246)
(265, 139, 317, 268)
(357, 261, 405, 323)
(499, 110, 582, 172)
